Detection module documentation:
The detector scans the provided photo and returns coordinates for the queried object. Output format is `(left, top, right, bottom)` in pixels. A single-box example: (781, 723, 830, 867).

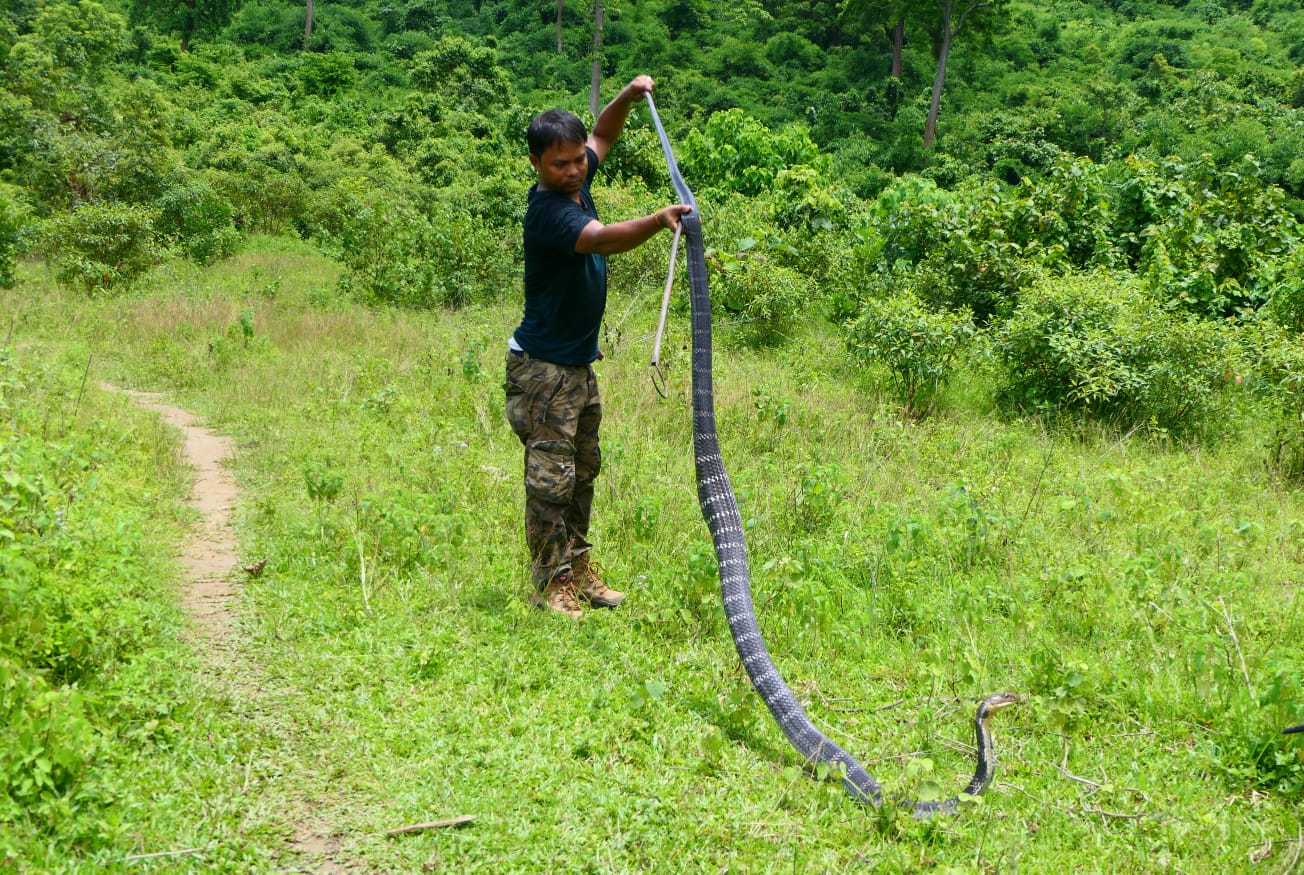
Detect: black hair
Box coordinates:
(527, 109, 587, 158)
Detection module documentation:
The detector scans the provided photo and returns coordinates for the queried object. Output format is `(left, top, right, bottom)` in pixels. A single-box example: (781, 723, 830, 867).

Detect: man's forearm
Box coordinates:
(590, 89, 637, 149)
(576, 214, 664, 256)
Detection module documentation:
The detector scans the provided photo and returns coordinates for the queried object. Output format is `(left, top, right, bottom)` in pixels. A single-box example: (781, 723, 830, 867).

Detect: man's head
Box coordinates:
(528, 109, 587, 159)
(528, 109, 590, 195)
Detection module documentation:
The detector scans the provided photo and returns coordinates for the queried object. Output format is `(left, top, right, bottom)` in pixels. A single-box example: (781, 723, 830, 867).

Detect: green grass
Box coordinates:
(3, 238, 1303, 872)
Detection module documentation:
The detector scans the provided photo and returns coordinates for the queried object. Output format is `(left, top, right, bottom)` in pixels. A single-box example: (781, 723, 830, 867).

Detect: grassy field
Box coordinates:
(4, 237, 1303, 872)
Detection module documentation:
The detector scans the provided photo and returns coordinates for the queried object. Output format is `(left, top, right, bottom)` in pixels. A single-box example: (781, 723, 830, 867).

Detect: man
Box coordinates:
(505, 75, 691, 617)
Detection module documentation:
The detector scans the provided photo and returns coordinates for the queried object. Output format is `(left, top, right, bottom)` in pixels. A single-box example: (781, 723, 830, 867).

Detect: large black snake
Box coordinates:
(644, 96, 1020, 816)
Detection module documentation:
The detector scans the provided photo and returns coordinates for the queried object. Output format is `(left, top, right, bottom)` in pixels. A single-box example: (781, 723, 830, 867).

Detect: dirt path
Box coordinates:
(109, 385, 355, 874)
(109, 386, 243, 649)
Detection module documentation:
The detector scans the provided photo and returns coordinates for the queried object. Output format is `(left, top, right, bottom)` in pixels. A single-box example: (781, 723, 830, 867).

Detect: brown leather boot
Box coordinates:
(529, 574, 583, 618)
(572, 555, 625, 608)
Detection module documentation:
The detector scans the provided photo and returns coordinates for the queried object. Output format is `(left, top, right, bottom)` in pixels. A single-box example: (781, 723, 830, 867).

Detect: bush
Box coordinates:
(1262, 248, 1304, 333)
(843, 291, 976, 414)
(44, 202, 162, 293)
(1250, 324, 1304, 481)
(706, 242, 811, 348)
(994, 271, 1238, 434)
(0, 659, 99, 830)
(0, 183, 31, 288)
(154, 180, 241, 265)
(679, 108, 825, 199)
(310, 177, 512, 309)
(875, 177, 1040, 324)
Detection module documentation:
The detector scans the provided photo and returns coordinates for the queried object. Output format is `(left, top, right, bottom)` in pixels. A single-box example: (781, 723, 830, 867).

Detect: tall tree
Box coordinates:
(556, 0, 564, 53)
(588, 0, 604, 117)
(923, 0, 1005, 148)
(303, 0, 314, 50)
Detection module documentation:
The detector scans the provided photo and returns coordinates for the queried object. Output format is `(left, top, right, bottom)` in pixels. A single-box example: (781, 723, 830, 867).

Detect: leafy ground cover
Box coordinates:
(3, 238, 1303, 871)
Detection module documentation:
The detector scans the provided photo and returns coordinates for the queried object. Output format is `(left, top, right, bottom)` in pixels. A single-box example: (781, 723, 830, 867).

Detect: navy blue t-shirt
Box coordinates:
(514, 146, 607, 366)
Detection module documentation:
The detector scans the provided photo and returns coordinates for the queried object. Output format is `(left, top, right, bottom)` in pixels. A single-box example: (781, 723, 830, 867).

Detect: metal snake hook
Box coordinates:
(650, 221, 682, 399)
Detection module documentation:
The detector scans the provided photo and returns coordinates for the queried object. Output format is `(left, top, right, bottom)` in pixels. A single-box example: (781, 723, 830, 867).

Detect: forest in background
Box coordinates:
(3, 0, 1303, 286)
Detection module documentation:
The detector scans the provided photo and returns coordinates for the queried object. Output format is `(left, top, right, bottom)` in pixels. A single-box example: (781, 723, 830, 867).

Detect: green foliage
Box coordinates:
(408, 35, 512, 114)
(873, 176, 1041, 323)
(44, 202, 162, 292)
(1112, 153, 1302, 318)
(994, 271, 1238, 433)
(0, 349, 191, 852)
(0, 183, 31, 288)
(154, 179, 240, 265)
(1250, 324, 1304, 480)
(844, 291, 977, 414)
(679, 109, 825, 199)
(0, 659, 99, 831)
(304, 458, 344, 502)
(706, 238, 811, 347)
(297, 51, 358, 97)
(310, 176, 511, 309)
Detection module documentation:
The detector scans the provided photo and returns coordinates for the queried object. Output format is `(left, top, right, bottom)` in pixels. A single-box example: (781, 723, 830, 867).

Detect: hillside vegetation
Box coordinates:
(2, 0, 1304, 871)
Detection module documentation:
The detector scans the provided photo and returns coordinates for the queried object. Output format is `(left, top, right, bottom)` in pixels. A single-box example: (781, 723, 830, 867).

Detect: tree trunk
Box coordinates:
(180, 0, 196, 52)
(556, 0, 564, 53)
(924, 0, 988, 149)
(890, 16, 905, 79)
(304, 0, 315, 51)
(589, 0, 605, 117)
(924, 4, 952, 149)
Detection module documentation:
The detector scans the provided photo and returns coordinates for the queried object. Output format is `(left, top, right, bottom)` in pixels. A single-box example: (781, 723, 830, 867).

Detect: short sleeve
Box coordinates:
(524, 196, 595, 254)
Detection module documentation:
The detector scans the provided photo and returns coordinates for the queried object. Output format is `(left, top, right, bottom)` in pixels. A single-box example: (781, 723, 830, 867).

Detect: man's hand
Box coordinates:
(621, 75, 655, 104)
(590, 75, 655, 163)
(656, 204, 693, 231)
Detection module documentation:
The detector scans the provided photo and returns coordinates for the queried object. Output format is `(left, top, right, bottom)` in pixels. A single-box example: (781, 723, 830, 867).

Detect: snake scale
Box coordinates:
(644, 95, 1019, 817)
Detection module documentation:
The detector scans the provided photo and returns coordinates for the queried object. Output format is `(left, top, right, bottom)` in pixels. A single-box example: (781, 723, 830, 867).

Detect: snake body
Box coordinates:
(645, 96, 1018, 816)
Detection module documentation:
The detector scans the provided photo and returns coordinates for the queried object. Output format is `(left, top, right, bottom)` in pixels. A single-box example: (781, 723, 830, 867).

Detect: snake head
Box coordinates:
(978, 692, 1024, 719)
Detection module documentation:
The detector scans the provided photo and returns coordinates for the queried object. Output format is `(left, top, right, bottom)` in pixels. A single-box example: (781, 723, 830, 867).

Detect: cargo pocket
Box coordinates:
(525, 439, 576, 504)
(504, 372, 530, 440)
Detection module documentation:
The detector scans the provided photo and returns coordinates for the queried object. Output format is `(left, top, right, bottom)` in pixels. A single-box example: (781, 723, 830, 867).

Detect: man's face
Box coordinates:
(531, 139, 587, 196)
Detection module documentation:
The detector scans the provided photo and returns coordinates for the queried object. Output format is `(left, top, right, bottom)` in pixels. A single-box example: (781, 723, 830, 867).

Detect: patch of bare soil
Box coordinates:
(109, 384, 358, 874)
(111, 387, 242, 650)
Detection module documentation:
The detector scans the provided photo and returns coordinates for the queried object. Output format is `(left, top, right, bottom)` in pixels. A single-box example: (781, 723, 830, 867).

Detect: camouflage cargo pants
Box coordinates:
(503, 350, 602, 588)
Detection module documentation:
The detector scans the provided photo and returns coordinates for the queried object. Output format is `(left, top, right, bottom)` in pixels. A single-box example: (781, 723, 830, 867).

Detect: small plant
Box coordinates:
(304, 460, 343, 502)
(843, 291, 976, 415)
(792, 462, 844, 533)
(460, 339, 485, 381)
(751, 385, 790, 426)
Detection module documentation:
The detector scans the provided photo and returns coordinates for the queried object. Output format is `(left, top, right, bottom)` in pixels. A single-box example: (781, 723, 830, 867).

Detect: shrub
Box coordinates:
(844, 291, 976, 414)
(1250, 324, 1304, 481)
(154, 180, 241, 265)
(875, 177, 1040, 324)
(44, 202, 162, 293)
(0, 660, 99, 830)
(679, 108, 825, 199)
(1262, 248, 1304, 333)
(0, 183, 31, 288)
(310, 177, 512, 309)
(994, 271, 1238, 434)
(706, 243, 811, 348)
